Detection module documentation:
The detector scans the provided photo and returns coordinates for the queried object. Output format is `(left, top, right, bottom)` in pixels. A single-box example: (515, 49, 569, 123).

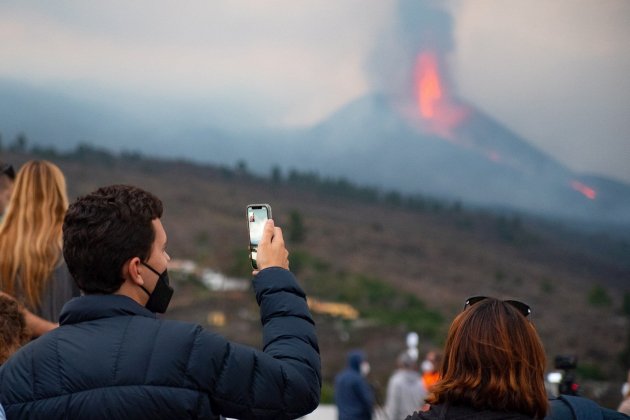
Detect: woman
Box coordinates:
(0, 160, 79, 336)
(619, 369, 630, 415)
(407, 296, 549, 419)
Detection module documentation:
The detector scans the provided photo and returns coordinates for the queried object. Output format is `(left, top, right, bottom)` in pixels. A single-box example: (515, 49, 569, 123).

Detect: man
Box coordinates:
(334, 350, 374, 420)
(0, 185, 321, 419)
(0, 162, 15, 220)
(384, 352, 427, 420)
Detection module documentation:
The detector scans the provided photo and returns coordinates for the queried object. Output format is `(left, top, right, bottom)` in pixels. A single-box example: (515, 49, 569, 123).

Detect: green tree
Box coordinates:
(235, 160, 248, 175)
(288, 209, 306, 243)
(271, 165, 282, 184)
(588, 285, 612, 307)
(10, 133, 28, 152)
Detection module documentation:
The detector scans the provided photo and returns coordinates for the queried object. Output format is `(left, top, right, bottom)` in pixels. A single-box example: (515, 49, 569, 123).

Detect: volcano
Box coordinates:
(285, 51, 630, 226)
(2, 54, 630, 226)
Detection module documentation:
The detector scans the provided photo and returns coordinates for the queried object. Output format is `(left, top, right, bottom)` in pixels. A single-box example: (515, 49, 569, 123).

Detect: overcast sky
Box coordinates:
(1, 0, 628, 182)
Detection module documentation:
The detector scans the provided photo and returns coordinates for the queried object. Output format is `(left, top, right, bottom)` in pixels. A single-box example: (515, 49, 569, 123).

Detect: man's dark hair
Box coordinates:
(63, 185, 163, 294)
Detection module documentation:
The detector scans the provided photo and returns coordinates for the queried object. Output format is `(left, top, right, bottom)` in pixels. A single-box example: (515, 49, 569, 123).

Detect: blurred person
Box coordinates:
(406, 296, 628, 420)
(0, 294, 29, 365)
(385, 351, 427, 420)
(0, 162, 15, 221)
(0, 185, 321, 419)
(0, 160, 79, 336)
(335, 350, 374, 420)
(619, 369, 630, 415)
(421, 350, 441, 392)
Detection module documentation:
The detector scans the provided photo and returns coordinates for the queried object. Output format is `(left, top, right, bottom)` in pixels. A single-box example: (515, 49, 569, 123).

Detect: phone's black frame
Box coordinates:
(246, 204, 272, 269)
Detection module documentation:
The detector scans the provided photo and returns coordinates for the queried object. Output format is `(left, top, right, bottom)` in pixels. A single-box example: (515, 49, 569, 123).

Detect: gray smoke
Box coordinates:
(365, 0, 456, 106)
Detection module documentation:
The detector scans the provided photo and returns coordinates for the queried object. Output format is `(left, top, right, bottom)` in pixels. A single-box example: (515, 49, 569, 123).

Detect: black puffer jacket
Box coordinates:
(0, 268, 321, 420)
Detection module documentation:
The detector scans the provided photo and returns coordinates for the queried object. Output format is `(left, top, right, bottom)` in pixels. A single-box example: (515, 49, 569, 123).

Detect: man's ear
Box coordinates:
(122, 257, 144, 286)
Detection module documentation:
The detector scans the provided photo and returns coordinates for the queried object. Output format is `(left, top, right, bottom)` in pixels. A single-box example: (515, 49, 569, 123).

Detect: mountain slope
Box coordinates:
(287, 93, 630, 225)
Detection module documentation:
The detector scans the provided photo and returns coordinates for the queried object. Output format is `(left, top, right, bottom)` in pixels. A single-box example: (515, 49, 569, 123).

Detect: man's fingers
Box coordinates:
(259, 219, 275, 244)
(272, 226, 284, 244)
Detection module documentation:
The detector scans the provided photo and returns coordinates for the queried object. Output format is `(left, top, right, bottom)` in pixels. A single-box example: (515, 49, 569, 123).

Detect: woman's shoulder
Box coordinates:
(405, 410, 435, 420)
(406, 404, 533, 420)
(404, 405, 446, 420)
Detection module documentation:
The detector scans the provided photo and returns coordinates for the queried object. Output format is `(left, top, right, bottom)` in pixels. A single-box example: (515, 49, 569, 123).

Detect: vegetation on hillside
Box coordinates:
(3, 136, 630, 406)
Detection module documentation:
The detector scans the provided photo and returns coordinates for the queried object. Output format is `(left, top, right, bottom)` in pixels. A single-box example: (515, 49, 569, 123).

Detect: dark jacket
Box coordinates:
(405, 404, 532, 419)
(36, 259, 80, 321)
(406, 398, 630, 420)
(546, 396, 629, 420)
(0, 267, 321, 420)
(334, 350, 374, 420)
(14, 259, 79, 322)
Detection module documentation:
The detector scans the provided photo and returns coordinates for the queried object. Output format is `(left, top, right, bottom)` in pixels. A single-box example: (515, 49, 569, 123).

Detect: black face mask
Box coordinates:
(139, 261, 174, 314)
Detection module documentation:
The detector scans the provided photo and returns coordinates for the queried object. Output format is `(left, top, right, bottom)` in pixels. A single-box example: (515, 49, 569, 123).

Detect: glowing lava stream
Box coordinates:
(414, 51, 468, 140)
(571, 181, 597, 200)
(417, 54, 442, 119)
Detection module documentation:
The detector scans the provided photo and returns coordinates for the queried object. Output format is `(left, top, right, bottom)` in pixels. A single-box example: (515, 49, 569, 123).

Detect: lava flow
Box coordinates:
(571, 181, 597, 200)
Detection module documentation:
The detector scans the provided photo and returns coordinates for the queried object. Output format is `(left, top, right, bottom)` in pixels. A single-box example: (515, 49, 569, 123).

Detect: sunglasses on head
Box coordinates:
(464, 295, 531, 318)
(1, 164, 15, 180)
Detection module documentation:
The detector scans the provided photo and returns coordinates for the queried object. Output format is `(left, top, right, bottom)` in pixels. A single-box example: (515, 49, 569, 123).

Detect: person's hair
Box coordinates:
(426, 298, 549, 418)
(0, 160, 69, 310)
(63, 184, 163, 294)
(0, 295, 29, 364)
(397, 352, 416, 369)
(1, 162, 16, 182)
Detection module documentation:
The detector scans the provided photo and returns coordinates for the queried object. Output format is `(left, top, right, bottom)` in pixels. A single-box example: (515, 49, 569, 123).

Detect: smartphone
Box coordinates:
(246, 204, 272, 269)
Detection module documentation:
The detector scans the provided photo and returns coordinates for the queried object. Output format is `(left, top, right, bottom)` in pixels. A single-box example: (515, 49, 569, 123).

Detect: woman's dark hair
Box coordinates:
(63, 185, 163, 294)
(427, 298, 549, 418)
(0, 295, 29, 364)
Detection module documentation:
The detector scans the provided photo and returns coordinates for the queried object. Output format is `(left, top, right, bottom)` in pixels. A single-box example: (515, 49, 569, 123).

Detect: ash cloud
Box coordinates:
(365, 0, 456, 105)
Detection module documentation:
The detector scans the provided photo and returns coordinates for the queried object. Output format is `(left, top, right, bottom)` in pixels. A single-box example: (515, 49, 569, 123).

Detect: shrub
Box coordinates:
(588, 285, 612, 307)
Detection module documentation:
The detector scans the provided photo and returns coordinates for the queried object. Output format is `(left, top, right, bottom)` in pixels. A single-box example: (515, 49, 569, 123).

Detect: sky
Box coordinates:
(1, 0, 629, 183)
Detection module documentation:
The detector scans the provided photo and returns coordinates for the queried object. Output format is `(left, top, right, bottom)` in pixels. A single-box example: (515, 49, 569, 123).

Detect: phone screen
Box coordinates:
(247, 205, 271, 246)
(247, 204, 271, 270)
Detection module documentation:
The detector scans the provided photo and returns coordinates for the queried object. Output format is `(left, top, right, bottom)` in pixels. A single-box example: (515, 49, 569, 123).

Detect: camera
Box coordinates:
(554, 355, 577, 370)
(547, 355, 579, 396)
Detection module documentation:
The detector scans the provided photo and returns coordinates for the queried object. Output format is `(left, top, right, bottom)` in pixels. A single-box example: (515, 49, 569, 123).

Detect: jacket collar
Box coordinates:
(59, 294, 156, 325)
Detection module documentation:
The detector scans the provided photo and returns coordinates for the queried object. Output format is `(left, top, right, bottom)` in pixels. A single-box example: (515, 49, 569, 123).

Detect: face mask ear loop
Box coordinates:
(141, 261, 161, 277)
(139, 284, 152, 297)
(138, 261, 158, 297)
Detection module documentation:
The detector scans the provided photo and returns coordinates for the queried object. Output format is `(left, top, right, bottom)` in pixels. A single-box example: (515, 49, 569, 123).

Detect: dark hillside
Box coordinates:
(3, 148, 629, 407)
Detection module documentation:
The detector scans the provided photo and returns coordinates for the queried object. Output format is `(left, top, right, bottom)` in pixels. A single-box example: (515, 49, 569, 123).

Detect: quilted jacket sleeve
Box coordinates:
(187, 267, 321, 420)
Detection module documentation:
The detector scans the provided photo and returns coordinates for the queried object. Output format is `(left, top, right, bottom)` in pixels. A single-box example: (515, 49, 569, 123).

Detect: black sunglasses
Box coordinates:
(1, 164, 15, 180)
(464, 295, 531, 318)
